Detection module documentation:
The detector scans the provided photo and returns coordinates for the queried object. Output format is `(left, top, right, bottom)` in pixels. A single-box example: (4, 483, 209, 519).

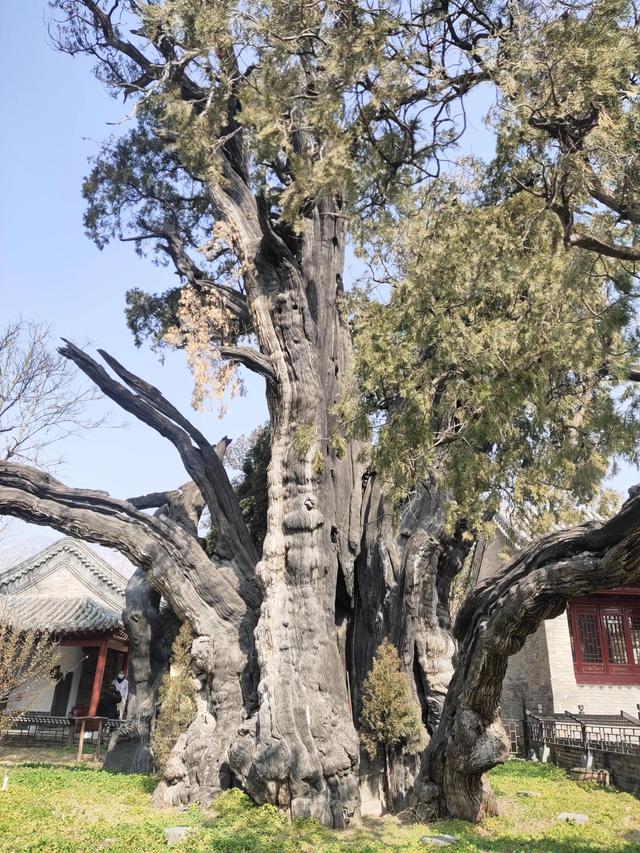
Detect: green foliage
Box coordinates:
(233, 425, 271, 554)
(2, 758, 637, 851)
(125, 287, 182, 350)
(351, 188, 640, 531)
(359, 639, 424, 761)
(312, 450, 326, 478)
(293, 424, 317, 459)
(329, 433, 347, 460)
(150, 622, 197, 774)
(490, 0, 640, 259)
(56, 0, 640, 532)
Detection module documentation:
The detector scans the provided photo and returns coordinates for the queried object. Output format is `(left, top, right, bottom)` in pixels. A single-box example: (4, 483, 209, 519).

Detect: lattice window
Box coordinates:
(577, 613, 602, 663)
(603, 613, 628, 664)
(568, 597, 640, 685)
(630, 615, 640, 666)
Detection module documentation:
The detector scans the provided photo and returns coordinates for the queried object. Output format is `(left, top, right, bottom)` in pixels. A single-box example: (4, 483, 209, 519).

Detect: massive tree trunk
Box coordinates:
(227, 200, 365, 826)
(104, 568, 168, 773)
(351, 478, 472, 807)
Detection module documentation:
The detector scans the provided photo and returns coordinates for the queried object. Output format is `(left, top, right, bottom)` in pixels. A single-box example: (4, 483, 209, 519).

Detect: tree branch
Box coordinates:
(418, 485, 640, 821)
(589, 179, 640, 225)
(219, 346, 275, 384)
(550, 201, 640, 262)
(58, 342, 259, 605)
(144, 225, 252, 328)
(0, 461, 248, 629)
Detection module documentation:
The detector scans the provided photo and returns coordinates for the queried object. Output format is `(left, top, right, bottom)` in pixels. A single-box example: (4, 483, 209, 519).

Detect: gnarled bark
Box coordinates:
(106, 463, 227, 772)
(415, 489, 640, 822)
(104, 568, 168, 773)
(227, 201, 365, 827)
(351, 478, 472, 807)
(0, 454, 256, 807)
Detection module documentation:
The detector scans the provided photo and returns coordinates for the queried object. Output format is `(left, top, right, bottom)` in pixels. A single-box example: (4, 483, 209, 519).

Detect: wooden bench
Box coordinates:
(73, 716, 123, 763)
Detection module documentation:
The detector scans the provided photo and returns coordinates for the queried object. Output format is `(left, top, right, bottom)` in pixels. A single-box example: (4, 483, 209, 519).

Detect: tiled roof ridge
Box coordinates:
(0, 538, 127, 596)
(3, 592, 123, 633)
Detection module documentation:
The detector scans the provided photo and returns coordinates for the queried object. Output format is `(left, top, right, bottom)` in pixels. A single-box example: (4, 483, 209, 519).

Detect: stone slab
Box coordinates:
(557, 812, 588, 825)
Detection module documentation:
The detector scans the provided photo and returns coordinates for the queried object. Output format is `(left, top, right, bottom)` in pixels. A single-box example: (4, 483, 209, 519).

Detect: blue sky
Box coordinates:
(0, 4, 637, 566)
(0, 4, 269, 564)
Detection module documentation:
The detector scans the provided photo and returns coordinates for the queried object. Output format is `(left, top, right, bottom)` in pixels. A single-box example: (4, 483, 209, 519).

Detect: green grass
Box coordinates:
(0, 758, 638, 852)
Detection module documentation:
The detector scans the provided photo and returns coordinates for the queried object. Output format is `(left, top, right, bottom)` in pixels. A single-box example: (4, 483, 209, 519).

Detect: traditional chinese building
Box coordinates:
(0, 538, 129, 717)
(474, 515, 640, 720)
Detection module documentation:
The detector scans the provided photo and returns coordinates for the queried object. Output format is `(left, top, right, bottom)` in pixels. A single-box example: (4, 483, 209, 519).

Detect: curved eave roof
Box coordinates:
(3, 595, 122, 634)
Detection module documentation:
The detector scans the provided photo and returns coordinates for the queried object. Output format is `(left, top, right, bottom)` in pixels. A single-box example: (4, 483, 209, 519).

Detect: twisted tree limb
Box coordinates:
(58, 342, 260, 607)
(416, 488, 640, 821)
(0, 460, 258, 803)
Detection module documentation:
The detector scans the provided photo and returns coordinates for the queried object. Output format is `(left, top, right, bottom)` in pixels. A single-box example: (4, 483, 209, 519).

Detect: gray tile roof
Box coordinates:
(3, 595, 122, 634)
(0, 538, 127, 608)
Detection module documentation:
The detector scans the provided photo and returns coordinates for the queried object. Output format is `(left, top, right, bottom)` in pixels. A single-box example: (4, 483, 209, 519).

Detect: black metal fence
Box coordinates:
(502, 710, 640, 757)
(3, 711, 123, 745)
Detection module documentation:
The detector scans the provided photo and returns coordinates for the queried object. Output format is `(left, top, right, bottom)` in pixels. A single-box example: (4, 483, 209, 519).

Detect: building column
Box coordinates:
(88, 639, 108, 716)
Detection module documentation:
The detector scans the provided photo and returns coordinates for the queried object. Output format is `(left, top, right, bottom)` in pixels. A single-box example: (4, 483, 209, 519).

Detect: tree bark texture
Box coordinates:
(226, 199, 366, 826)
(105, 476, 220, 773)
(104, 568, 168, 773)
(415, 490, 640, 821)
(0, 452, 257, 808)
(350, 478, 472, 807)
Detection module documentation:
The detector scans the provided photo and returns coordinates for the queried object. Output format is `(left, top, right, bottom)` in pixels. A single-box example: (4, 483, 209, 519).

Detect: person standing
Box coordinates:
(97, 685, 120, 719)
(111, 670, 129, 718)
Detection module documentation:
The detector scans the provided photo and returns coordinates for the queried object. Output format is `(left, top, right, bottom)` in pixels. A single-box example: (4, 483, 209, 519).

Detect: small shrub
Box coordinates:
(0, 614, 60, 741)
(150, 622, 197, 774)
(293, 423, 316, 457)
(329, 433, 347, 459)
(360, 638, 424, 809)
(312, 449, 325, 477)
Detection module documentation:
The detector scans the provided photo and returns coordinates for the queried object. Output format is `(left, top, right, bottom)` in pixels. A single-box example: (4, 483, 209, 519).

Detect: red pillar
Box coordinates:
(88, 639, 108, 716)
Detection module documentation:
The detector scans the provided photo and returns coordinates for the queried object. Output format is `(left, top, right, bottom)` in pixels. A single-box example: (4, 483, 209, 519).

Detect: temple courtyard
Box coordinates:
(0, 756, 638, 852)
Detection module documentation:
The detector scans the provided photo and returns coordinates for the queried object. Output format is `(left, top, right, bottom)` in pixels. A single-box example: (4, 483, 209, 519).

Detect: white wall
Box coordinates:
(546, 613, 640, 717)
(6, 645, 85, 714)
(62, 646, 85, 714)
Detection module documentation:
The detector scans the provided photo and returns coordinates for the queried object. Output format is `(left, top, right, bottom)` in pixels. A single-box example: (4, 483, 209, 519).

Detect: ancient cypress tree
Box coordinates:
(3, 0, 640, 825)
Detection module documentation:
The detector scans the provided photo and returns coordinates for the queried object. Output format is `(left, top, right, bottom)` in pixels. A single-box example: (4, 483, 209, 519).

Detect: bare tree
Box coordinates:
(0, 320, 102, 468)
(0, 602, 60, 741)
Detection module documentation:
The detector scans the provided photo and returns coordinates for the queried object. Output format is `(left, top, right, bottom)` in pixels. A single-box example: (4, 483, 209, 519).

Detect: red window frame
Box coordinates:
(568, 597, 640, 685)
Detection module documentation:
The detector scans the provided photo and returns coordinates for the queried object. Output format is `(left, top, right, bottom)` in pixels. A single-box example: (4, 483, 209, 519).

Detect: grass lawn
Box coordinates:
(0, 756, 638, 852)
